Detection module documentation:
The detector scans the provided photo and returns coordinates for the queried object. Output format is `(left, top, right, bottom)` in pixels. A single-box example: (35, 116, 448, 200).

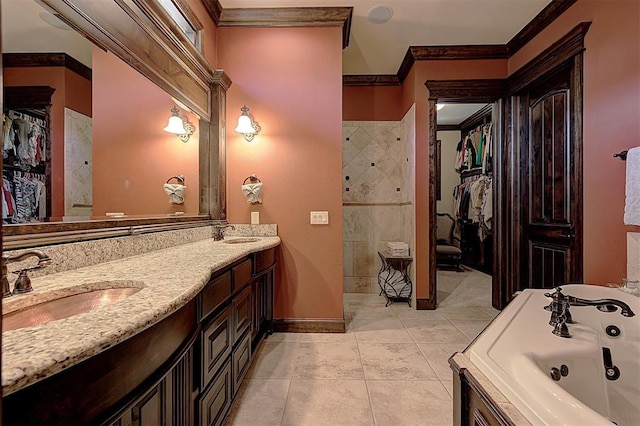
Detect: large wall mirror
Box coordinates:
(2, 0, 228, 248)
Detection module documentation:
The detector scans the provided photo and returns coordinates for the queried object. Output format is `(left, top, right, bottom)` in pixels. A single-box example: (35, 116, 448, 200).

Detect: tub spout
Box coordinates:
(566, 296, 635, 317)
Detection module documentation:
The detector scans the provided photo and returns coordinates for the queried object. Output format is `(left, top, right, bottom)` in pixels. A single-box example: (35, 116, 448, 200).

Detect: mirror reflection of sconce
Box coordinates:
(234, 105, 260, 142)
(163, 106, 195, 142)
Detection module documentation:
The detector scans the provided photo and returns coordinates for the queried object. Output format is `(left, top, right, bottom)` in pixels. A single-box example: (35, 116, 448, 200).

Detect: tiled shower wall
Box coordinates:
(343, 105, 415, 293)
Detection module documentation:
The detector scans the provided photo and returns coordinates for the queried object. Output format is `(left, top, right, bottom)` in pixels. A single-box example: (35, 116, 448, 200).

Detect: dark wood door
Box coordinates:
(518, 63, 582, 290)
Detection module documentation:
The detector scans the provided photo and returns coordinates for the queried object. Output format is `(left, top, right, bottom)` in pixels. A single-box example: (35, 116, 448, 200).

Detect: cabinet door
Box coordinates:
(201, 306, 232, 389)
(232, 286, 252, 344)
(232, 331, 252, 397)
(199, 361, 232, 426)
(131, 381, 166, 426)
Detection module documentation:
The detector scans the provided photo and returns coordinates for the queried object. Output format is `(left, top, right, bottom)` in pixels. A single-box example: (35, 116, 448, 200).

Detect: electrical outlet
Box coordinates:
(310, 211, 329, 225)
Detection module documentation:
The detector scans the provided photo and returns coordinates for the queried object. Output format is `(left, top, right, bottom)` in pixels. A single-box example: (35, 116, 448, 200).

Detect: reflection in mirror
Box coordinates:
(2, 0, 201, 226)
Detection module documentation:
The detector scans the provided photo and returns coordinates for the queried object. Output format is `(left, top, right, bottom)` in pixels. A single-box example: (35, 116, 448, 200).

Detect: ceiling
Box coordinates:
(220, 0, 552, 75)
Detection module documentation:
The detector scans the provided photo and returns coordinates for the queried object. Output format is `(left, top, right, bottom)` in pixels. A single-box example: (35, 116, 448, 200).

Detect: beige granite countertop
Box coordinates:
(1, 236, 280, 396)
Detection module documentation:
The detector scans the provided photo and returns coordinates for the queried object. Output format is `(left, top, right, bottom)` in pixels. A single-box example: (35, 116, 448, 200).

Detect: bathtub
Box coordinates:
(467, 284, 640, 425)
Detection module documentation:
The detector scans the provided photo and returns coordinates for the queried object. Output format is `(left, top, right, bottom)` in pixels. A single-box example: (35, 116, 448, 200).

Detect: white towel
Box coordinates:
(164, 183, 186, 204)
(625, 147, 640, 225)
(241, 182, 263, 204)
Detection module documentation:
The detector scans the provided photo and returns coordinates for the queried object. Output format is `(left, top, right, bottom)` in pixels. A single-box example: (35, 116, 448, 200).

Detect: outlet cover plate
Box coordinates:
(310, 211, 329, 225)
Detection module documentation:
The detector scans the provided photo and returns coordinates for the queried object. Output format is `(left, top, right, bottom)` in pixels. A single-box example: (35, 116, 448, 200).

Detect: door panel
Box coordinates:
(520, 64, 581, 290)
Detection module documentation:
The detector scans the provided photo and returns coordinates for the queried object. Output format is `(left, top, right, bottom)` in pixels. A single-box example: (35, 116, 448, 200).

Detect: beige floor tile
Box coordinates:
(391, 305, 448, 320)
(351, 318, 414, 343)
(282, 379, 374, 425)
(401, 319, 471, 344)
(226, 378, 290, 425)
(247, 342, 299, 379)
(448, 319, 491, 340)
(350, 306, 397, 320)
(417, 343, 468, 380)
(442, 380, 454, 398)
(299, 332, 356, 343)
(368, 380, 453, 425)
(266, 332, 303, 342)
(293, 342, 364, 379)
(438, 306, 494, 320)
(359, 342, 438, 380)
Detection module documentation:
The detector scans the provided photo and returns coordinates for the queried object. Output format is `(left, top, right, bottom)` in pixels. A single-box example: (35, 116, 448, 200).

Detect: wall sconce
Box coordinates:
(163, 106, 195, 142)
(234, 105, 260, 142)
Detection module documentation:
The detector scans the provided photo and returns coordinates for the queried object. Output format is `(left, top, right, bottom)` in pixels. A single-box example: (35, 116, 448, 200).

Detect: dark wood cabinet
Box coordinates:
(4, 248, 276, 426)
(198, 361, 232, 426)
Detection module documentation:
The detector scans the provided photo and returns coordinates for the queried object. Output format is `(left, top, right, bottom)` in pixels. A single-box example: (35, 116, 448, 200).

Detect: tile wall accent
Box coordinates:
(343, 106, 416, 293)
(4, 224, 277, 278)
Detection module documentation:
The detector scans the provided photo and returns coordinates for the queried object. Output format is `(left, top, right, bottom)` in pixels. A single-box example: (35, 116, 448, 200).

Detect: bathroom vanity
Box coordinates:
(2, 237, 279, 425)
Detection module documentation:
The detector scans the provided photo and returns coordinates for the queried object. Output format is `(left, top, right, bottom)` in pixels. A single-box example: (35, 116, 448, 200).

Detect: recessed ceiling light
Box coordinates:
(367, 5, 393, 24)
(39, 12, 72, 31)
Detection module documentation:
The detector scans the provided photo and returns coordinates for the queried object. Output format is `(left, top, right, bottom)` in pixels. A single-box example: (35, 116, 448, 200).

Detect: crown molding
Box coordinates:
(507, 0, 578, 54)
(3, 52, 92, 81)
(210, 6, 353, 49)
(343, 75, 400, 87)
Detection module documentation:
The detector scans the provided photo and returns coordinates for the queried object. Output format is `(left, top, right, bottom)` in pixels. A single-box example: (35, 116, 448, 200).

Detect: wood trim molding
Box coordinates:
(343, 75, 400, 87)
(4, 86, 56, 109)
(3, 53, 92, 81)
(411, 45, 509, 61)
(218, 7, 353, 49)
(436, 124, 461, 132)
(507, 0, 579, 54)
(202, 0, 222, 25)
(425, 79, 508, 102)
(272, 318, 346, 333)
(460, 104, 492, 132)
(507, 22, 591, 94)
(416, 298, 437, 310)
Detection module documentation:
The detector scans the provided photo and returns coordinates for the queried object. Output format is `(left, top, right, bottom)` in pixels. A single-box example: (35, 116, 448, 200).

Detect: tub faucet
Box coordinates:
(213, 224, 235, 241)
(545, 287, 636, 338)
(2, 250, 52, 297)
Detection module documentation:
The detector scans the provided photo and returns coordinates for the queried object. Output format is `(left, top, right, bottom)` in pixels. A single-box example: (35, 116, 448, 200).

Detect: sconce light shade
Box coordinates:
(164, 106, 195, 142)
(234, 105, 260, 142)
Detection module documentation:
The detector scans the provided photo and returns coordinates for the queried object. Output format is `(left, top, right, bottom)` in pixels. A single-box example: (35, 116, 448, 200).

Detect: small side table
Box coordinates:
(377, 251, 413, 306)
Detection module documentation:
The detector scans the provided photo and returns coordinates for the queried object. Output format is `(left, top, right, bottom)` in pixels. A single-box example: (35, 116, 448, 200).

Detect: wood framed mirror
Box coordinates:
(1, 0, 229, 249)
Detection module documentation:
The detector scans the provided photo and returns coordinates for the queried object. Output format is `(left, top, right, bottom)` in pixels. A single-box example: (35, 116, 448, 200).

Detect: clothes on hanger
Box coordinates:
(454, 123, 492, 172)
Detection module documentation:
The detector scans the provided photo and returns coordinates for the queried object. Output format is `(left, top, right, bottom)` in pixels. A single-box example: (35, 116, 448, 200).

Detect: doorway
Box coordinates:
(435, 102, 495, 308)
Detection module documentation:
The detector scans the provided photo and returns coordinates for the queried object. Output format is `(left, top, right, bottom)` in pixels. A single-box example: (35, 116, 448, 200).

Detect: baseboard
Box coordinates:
(416, 298, 437, 310)
(272, 318, 346, 333)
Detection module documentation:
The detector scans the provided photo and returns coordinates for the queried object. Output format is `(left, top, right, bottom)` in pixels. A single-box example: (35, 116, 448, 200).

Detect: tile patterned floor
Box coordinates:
(226, 268, 498, 426)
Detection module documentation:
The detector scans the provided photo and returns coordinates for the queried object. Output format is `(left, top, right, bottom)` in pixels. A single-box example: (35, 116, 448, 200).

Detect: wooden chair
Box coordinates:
(436, 213, 462, 271)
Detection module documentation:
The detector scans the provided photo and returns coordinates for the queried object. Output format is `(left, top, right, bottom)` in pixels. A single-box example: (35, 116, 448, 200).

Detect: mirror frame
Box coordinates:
(2, 0, 229, 249)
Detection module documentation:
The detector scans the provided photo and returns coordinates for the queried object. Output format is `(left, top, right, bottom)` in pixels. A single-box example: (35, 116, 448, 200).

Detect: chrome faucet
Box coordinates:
(213, 224, 235, 241)
(545, 287, 636, 338)
(2, 250, 52, 297)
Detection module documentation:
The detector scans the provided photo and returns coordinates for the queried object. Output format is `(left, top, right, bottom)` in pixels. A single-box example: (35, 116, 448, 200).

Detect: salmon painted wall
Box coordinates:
(217, 26, 344, 320)
(343, 85, 402, 121)
(4, 66, 91, 218)
(509, 0, 640, 285)
(185, 0, 218, 67)
(92, 46, 199, 217)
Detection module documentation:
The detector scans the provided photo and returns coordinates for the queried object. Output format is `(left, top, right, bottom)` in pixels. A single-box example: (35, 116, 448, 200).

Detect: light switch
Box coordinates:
(251, 211, 260, 224)
(310, 211, 329, 225)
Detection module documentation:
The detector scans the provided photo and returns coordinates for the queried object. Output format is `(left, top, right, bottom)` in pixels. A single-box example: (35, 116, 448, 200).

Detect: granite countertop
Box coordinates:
(1, 236, 280, 396)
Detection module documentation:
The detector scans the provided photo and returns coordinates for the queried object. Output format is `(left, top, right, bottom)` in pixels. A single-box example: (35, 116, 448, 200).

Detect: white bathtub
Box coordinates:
(467, 284, 640, 426)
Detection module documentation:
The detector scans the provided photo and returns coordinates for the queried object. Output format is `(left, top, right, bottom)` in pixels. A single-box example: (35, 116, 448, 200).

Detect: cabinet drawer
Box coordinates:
(201, 272, 231, 321)
(232, 286, 252, 344)
(253, 248, 275, 275)
(232, 259, 252, 291)
(232, 332, 252, 397)
(198, 361, 232, 426)
(201, 306, 232, 389)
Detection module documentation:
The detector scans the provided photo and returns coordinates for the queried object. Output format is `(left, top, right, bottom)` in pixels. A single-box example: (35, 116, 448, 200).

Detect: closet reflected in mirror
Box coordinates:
(2, 0, 201, 225)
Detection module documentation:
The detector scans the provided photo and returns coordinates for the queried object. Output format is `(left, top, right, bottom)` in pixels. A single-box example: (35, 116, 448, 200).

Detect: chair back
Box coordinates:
(436, 213, 455, 245)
